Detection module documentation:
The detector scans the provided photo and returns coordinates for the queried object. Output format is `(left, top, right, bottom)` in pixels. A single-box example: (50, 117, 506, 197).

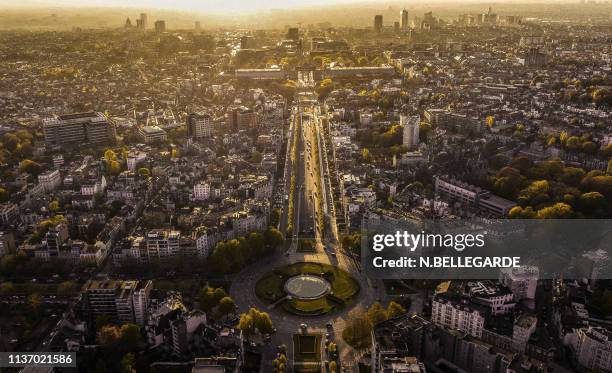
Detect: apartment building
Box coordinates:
(38, 170, 61, 193)
(434, 176, 516, 217)
(83, 280, 152, 325)
(146, 229, 181, 259)
(187, 113, 214, 139)
(43, 112, 116, 148)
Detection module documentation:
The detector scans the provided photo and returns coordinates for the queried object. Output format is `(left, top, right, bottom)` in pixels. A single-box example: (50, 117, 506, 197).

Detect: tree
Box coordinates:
(237, 307, 274, 337)
(27, 293, 42, 312)
(493, 167, 525, 199)
(0, 187, 9, 202)
(137, 167, 150, 177)
(386, 301, 407, 319)
(97, 325, 121, 347)
(217, 296, 237, 319)
(328, 360, 338, 373)
(361, 148, 371, 162)
(342, 310, 372, 349)
(108, 160, 121, 175)
(199, 286, 227, 313)
(120, 353, 136, 373)
(49, 200, 60, 212)
(237, 312, 255, 337)
(579, 192, 606, 214)
(508, 206, 536, 219)
(0, 281, 15, 296)
(536, 202, 573, 219)
(518, 180, 551, 207)
(18, 159, 42, 175)
(565, 136, 581, 151)
(264, 226, 284, 248)
(57, 281, 78, 297)
(315, 78, 335, 101)
(486, 116, 495, 128)
(366, 302, 387, 326)
(558, 167, 586, 187)
(119, 324, 142, 352)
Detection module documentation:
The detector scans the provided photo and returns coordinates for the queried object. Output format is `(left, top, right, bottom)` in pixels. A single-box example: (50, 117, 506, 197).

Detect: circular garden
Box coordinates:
(255, 262, 360, 316)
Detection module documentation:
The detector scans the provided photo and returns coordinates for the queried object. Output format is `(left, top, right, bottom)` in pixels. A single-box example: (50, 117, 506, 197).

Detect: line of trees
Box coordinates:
(208, 227, 284, 275)
(491, 157, 612, 218)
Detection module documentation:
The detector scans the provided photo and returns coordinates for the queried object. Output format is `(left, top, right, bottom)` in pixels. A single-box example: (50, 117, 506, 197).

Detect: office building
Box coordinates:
(401, 9, 409, 31)
(139, 125, 167, 143)
(139, 13, 148, 29)
(187, 113, 213, 139)
(434, 176, 517, 216)
(401, 114, 420, 149)
(524, 47, 548, 67)
(374, 15, 383, 32)
(226, 107, 259, 128)
(43, 112, 116, 148)
(154, 20, 166, 34)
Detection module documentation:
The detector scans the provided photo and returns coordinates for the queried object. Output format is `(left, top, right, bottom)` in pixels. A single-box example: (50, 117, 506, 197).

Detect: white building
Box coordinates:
(500, 266, 538, 301)
(146, 229, 181, 259)
(187, 113, 214, 139)
(431, 296, 486, 338)
(401, 114, 420, 149)
(0, 203, 18, 225)
(434, 176, 516, 216)
(132, 280, 152, 326)
(193, 227, 218, 257)
(512, 315, 537, 353)
(38, 170, 61, 193)
(127, 151, 147, 171)
(193, 183, 211, 201)
(571, 326, 612, 371)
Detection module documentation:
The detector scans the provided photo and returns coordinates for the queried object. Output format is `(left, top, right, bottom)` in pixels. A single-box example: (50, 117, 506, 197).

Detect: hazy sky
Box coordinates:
(0, 0, 371, 14)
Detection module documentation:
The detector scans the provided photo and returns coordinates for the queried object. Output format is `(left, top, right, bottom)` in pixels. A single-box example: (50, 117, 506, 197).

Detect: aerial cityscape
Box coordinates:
(0, 1, 611, 372)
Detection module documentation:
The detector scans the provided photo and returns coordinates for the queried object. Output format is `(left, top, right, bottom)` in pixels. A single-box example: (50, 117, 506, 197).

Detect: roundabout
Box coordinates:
(255, 262, 360, 316)
(284, 275, 331, 300)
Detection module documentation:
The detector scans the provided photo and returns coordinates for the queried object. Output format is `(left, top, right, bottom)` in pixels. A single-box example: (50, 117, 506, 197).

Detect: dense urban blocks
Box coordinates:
(255, 262, 360, 316)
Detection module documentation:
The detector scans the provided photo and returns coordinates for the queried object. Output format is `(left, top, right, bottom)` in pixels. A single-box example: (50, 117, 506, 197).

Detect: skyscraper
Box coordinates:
(401, 9, 409, 31)
(139, 13, 148, 30)
(155, 20, 166, 34)
(374, 15, 383, 33)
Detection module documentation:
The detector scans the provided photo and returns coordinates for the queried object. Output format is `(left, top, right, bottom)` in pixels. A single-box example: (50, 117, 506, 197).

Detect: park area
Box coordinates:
(255, 262, 359, 316)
